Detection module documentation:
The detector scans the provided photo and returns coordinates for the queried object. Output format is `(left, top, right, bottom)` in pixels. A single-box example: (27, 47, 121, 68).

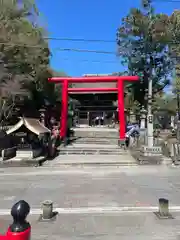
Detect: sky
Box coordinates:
(36, 0, 179, 77)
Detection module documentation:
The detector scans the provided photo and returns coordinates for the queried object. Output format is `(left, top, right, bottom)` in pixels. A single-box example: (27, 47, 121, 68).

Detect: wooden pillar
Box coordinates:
(117, 80, 125, 142)
(60, 80, 68, 139)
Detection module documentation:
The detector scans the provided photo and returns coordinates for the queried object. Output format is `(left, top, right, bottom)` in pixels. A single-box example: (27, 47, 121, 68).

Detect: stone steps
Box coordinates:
(73, 137, 118, 145)
(58, 143, 126, 155)
(45, 154, 137, 166)
(44, 127, 136, 166)
(65, 143, 120, 149)
(0, 156, 46, 167)
(73, 128, 119, 139)
(59, 149, 126, 155)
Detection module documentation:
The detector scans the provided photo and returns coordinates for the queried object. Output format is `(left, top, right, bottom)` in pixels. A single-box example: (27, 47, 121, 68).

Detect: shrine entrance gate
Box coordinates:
(48, 76, 139, 144)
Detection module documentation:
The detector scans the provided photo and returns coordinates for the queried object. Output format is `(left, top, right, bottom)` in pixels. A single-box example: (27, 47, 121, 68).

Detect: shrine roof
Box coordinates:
(6, 117, 50, 136)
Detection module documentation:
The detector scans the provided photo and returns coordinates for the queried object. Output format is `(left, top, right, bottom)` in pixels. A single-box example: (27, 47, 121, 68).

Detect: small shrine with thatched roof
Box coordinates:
(6, 117, 51, 159)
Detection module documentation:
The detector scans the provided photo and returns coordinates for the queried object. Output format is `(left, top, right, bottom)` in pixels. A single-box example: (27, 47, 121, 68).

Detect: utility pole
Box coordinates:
(147, 65, 154, 147)
(175, 64, 180, 121)
(146, 0, 154, 148)
(141, 0, 167, 163)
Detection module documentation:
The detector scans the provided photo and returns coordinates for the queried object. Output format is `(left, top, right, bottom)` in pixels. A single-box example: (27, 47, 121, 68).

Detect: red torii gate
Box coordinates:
(48, 76, 139, 144)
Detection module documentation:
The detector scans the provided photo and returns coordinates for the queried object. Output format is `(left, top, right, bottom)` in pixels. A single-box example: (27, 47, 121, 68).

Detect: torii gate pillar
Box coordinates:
(49, 76, 139, 145)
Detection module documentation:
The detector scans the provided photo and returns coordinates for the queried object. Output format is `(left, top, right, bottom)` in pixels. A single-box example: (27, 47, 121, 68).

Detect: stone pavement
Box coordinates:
(2, 212, 180, 239)
(0, 166, 179, 209)
(1, 166, 180, 239)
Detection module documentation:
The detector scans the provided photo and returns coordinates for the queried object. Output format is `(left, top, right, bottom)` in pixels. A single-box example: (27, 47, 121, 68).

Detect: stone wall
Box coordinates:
(1, 147, 17, 161)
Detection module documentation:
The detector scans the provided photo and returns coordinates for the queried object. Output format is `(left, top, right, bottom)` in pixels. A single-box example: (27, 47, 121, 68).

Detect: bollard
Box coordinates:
(0, 200, 31, 240)
(155, 198, 173, 219)
(42, 200, 53, 220)
(159, 198, 169, 216)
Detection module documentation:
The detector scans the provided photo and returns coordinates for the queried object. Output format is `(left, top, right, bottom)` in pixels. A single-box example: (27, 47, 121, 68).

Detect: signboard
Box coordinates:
(15, 132, 27, 137)
(148, 115, 153, 123)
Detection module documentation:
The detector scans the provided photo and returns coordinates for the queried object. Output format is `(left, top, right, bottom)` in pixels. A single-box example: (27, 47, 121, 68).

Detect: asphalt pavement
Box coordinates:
(1, 165, 180, 239)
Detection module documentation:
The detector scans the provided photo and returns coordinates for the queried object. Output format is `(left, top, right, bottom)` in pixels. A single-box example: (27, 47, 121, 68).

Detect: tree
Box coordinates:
(52, 70, 69, 103)
(116, 0, 172, 107)
(0, 0, 51, 124)
(168, 10, 180, 58)
(153, 94, 176, 114)
(124, 90, 140, 113)
(168, 10, 180, 118)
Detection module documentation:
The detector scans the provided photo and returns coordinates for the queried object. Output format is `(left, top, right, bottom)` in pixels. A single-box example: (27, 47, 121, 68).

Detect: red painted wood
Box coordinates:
(48, 76, 138, 83)
(117, 80, 125, 140)
(60, 80, 68, 138)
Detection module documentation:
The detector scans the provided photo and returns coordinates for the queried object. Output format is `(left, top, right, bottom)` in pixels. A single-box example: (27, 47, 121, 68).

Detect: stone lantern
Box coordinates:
(140, 106, 147, 129)
(129, 110, 136, 124)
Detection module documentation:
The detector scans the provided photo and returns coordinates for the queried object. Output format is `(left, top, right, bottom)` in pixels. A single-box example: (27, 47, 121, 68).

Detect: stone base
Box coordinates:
(118, 139, 126, 148)
(2, 147, 16, 161)
(138, 146, 162, 165)
(62, 137, 69, 146)
(38, 212, 58, 222)
(139, 129, 147, 145)
(154, 211, 173, 219)
(141, 146, 162, 157)
(161, 156, 172, 165)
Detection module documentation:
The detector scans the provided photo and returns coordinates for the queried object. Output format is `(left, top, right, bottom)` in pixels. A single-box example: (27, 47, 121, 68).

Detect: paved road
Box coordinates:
(1, 165, 180, 239)
(2, 212, 180, 240)
(0, 165, 179, 209)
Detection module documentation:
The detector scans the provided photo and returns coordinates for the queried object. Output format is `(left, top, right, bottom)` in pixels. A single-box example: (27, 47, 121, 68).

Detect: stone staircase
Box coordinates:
(59, 143, 125, 155)
(59, 127, 120, 155)
(45, 127, 137, 166)
(73, 127, 119, 139)
(73, 137, 118, 145)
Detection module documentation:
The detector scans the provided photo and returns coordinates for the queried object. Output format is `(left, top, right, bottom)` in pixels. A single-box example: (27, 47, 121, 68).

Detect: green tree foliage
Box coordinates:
(0, 0, 50, 84)
(116, 0, 172, 107)
(153, 94, 176, 114)
(0, 0, 52, 124)
(52, 70, 69, 102)
(168, 11, 180, 100)
(168, 10, 180, 57)
(124, 91, 140, 114)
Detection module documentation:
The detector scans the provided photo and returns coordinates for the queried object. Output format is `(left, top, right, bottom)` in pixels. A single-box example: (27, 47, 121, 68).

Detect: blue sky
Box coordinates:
(36, 0, 179, 77)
